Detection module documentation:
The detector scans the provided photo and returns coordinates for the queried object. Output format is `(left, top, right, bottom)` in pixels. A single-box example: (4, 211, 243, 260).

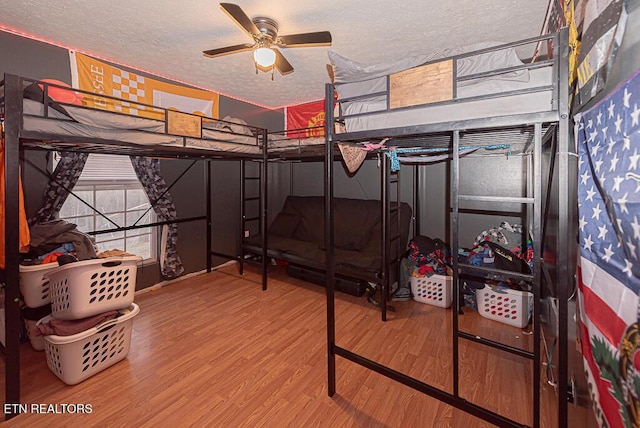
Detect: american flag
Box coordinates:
(576, 68, 640, 427)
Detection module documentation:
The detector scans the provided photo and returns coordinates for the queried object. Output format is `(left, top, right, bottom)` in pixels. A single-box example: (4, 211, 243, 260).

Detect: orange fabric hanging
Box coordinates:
(0, 123, 31, 268)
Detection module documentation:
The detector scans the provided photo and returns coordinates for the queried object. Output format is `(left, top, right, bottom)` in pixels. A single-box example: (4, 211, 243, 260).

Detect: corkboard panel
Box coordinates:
(166, 110, 202, 138)
(389, 59, 453, 109)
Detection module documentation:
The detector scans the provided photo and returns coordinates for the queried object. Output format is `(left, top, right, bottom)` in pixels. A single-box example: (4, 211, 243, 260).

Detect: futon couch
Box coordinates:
(243, 196, 412, 294)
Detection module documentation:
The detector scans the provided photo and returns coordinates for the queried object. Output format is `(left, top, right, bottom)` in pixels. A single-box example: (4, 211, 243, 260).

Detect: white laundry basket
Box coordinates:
(19, 263, 58, 308)
(410, 274, 453, 308)
(43, 303, 139, 385)
(43, 256, 141, 320)
(476, 285, 533, 328)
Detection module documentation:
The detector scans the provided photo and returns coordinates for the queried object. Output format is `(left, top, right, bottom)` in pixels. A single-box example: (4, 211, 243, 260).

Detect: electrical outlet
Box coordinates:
(244, 230, 250, 238)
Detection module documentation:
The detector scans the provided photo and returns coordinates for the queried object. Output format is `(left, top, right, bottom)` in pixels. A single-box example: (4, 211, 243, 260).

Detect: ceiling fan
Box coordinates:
(203, 3, 332, 77)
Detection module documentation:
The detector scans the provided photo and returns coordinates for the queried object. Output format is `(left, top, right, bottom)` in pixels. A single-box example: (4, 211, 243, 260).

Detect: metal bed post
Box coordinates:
(239, 159, 245, 275)
(3, 73, 22, 419)
(381, 154, 390, 322)
(532, 122, 543, 428)
(451, 130, 461, 398)
(325, 82, 337, 396)
(261, 129, 268, 291)
(556, 26, 570, 427)
(206, 160, 212, 273)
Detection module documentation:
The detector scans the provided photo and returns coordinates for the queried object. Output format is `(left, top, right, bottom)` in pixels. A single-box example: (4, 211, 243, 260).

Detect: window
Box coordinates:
(58, 154, 157, 261)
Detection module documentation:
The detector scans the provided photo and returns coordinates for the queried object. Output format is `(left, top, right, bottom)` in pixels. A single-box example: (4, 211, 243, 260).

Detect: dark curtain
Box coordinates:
(28, 152, 88, 225)
(129, 156, 184, 279)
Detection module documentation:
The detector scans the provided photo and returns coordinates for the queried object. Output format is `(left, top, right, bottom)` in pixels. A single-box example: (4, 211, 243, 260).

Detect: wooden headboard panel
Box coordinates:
(389, 59, 454, 109)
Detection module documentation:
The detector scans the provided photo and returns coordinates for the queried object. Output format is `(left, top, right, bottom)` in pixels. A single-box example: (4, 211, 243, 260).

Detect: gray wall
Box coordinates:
(0, 30, 284, 289)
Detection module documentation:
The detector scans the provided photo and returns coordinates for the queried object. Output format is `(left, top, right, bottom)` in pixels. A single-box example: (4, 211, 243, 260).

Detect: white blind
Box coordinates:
(57, 153, 140, 183)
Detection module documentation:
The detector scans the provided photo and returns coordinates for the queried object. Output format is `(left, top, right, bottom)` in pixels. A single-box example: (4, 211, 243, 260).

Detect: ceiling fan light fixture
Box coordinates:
(254, 47, 276, 68)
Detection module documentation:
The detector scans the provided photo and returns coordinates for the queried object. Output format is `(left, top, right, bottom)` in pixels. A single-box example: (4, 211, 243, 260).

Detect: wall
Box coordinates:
(0, 30, 284, 289)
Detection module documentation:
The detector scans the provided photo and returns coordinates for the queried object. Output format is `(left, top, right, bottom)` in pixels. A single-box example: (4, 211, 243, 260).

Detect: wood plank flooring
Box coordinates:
(2, 263, 561, 427)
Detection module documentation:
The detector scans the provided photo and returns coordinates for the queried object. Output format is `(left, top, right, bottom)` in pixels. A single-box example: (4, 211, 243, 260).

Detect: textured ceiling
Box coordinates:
(0, 0, 550, 109)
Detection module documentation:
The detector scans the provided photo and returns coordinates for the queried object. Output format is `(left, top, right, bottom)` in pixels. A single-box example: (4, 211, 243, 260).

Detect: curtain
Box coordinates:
(129, 156, 184, 279)
(28, 152, 88, 226)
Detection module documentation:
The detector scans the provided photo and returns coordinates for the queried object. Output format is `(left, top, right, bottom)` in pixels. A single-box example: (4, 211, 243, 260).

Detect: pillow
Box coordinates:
(218, 116, 254, 136)
(268, 212, 301, 238)
(37, 79, 84, 106)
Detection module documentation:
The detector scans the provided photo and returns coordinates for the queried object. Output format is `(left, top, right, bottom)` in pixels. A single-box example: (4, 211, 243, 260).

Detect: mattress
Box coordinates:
(340, 67, 554, 133)
(21, 99, 324, 154)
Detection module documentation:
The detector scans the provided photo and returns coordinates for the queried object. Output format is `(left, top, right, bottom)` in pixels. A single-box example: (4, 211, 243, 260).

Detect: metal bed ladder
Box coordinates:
(239, 156, 268, 290)
(451, 125, 543, 428)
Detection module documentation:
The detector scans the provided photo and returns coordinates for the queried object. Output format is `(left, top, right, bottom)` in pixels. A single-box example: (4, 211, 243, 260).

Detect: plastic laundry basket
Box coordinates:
(19, 263, 58, 308)
(476, 285, 533, 328)
(43, 256, 141, 320)
(410, 274, 453, 308)
(43, 303, 139, 385)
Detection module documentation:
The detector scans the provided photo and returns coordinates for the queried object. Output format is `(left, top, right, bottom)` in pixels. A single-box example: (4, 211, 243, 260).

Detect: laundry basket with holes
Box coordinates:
(43, 256, 141, 320)
(476, 285, 533, 328)
(20, 263, 58, 308)
(410, 274, 452, 308)
(43, 303, 139, 385)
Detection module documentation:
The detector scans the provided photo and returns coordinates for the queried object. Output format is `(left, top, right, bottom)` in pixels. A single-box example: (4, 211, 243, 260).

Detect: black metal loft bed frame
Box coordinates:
(0, 73, 273, 418)
(322, 28, 571, 428)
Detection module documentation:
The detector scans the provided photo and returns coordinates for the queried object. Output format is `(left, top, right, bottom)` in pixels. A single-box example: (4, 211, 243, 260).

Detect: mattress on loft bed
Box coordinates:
(21, 98, 325, 154)
(329, 40, 555, 133)
(21, 98, 268, 153)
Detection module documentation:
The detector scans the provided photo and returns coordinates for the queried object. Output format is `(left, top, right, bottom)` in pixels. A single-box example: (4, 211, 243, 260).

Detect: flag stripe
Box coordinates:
(579, 258, 639, 341)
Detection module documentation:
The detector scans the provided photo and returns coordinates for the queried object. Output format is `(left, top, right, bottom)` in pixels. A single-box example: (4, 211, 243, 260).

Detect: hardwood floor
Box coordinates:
(2, 263, 560, 427)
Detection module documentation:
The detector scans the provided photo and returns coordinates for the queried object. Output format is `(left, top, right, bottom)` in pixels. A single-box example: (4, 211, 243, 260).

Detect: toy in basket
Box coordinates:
(43, 256, 141, 320)
(476, 285, 533, 328)
(43, 303, 139, 385)
(410, 273, 453, 308)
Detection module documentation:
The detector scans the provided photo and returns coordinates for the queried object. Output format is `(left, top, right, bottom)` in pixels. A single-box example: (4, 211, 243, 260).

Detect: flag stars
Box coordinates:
(581, 170, 591, 185)
(615, 114, 623, 134)
(579, 215, 587, 232)
(591, 139, 601, 155)
(586, 186, 596, 202)
(624, 135, 631, 151)
(595, 158, 604, 173)
(603, 244, 615, 263)
(613, 176, 625, 192)
(608, 100, 615, 118)
(630, 149, 640, 170)
(619, 193, 629, 214)
(632, 216, 640, 240)
(601, 126, 608, 139)
(598, 224, 609, 240)
(592, 203, 602, 221)
(607, 137, 617, 154)
(624, 88, 632, 108)
(589, 131, 599, 145)
(632, 103, 640, 126)
(584, 234, 594, 251)
(627, 238, 638, 259)
(597, 110, 603, 125)
(623, 259, 634, 276)
(587, 118, 594, 129)
(610, 152, 619, 172)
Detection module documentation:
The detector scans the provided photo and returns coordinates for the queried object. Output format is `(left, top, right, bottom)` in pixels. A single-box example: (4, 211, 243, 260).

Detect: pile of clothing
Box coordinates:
(20, 219, 98, 266)
(394, 235, 454, 300)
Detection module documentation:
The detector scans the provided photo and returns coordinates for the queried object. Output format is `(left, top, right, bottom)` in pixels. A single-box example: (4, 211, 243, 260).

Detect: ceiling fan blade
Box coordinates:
(274, 49, 294, 75)
(220, 3, 260, 37)
(277, 31, 332, 48)
(203, 43, 255, 58)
